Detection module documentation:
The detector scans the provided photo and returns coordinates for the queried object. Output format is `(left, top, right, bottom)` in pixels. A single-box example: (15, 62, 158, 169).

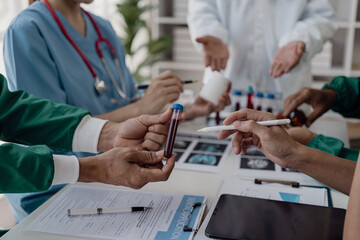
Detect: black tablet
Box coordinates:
(205, 194, 345, 240)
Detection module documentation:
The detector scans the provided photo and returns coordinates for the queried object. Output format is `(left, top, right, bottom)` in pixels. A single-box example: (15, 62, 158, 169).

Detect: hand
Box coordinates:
(282, 87, 337, 127)
(185, 82, 232, 119)
(138, 70, 183, 115)
(217, 108, 303, 169)
(196, 35, 229, 71)
(285, 127, 317, 145)
(78, 149, 175, 189)
(269, 41, 305, 78)
(98, 108, 186, 152)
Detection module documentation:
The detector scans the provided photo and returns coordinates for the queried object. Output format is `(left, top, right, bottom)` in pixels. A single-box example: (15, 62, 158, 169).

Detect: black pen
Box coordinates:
(135, 79, 199, 90)
(67, 206, 152, 216)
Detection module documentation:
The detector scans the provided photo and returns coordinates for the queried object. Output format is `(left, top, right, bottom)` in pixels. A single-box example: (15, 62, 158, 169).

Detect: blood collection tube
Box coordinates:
(164, 104, 184, 158)
(247, 86, 254, 109)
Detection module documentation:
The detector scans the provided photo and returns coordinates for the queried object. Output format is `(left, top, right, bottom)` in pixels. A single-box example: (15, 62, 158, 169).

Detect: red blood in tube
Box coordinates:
(164, 104, 183, 159)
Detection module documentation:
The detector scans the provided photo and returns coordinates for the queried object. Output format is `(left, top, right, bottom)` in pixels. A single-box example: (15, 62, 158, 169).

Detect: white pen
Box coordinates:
(67, 206, 152, 216)
(197, 119, 291, 132)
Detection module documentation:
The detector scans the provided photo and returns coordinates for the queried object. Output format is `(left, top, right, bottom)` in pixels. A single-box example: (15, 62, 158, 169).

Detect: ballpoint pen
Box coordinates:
(135, 80, 199, 90)
(197, 119, 291, 132)
(67, 206, 152, 216)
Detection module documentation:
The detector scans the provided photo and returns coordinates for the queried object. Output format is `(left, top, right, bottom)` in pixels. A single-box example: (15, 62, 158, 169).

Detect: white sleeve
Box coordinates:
(278, 0, 337, 60)
(51, 155, 79, 185)
(187, 0, 229, 52)
(72, 115, 108, 153)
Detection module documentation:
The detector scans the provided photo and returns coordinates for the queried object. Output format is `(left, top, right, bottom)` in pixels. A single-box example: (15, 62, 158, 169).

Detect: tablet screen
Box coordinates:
(205, 194, 345, 240)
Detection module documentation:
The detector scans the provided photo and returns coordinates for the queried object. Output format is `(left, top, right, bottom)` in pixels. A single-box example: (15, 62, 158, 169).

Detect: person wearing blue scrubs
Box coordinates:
(3, 0, 231, 222)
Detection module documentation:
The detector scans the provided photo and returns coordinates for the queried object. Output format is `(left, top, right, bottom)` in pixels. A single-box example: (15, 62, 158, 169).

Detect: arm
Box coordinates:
(4, 19, 66, 102)
(343, 155, 360, 239)
(278, 0, 337, 60)
(0, 74, 89, 151)
(219, 109, 355, 195)
(187, 0, 229, 49)
(323, 76, 360, 118)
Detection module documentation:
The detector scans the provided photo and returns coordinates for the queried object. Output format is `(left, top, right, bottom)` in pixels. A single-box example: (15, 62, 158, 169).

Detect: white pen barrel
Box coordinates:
(68, 208, 101, 216)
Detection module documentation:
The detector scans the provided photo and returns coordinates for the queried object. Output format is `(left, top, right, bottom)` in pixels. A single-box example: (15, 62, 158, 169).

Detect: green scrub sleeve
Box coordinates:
(0, 144, 54, 193)
(307, 134, 359, 161)
(0, 230, 7, 237)
(0, 74, 90, 152)
(322, 76, 360, 118)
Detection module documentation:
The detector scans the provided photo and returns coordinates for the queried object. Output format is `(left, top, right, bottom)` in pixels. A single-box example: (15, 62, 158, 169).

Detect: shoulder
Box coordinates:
(6, 2, 50, 33)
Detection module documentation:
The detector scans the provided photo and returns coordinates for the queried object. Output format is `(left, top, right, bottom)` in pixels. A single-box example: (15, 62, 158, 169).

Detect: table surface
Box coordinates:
(1, 114, 350, 240)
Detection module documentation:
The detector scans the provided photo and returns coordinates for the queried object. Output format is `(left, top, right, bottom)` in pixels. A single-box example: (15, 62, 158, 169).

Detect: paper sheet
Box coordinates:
(25, 184, 205, 240)
(234, 146, 313, 181)
(195, 178, 329, 240)
(169, 131, 232, 173)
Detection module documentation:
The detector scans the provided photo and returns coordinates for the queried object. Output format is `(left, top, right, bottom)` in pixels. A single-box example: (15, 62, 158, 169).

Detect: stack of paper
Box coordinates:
(25, 185, 206, 240)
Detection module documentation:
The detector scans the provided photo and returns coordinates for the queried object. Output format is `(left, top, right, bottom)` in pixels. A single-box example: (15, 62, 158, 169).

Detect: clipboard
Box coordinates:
(205, 194, 345, 240)
(194, 178, 336, 240)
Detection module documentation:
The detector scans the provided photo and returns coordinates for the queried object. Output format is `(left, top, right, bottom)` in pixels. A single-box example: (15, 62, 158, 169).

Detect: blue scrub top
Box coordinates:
(3, 1, 141, 222)
(4, 1, 140, 115)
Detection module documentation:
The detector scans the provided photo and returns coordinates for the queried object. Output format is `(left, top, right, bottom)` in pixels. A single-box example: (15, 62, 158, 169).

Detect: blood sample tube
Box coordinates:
(164, 104, 184, 158)
(234, 90, 242, 111)
(289, 109, 307, 127)
(247, 86, 254, 109)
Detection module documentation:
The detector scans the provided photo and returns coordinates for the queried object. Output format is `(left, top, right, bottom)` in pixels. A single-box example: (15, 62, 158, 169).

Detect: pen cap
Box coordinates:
(172, 103, 184, 112)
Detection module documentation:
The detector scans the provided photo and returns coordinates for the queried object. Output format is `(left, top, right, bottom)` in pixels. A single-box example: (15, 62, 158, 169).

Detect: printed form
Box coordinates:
(25, 184, 205, 240)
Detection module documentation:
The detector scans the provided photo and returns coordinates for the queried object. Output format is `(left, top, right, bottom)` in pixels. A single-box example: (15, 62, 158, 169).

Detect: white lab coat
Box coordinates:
(187, 0, 337, 98)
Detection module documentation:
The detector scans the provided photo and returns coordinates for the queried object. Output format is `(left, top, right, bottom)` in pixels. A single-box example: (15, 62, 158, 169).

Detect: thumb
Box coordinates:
(133, 150, 164, 165)
(297, 43, 305, 55)
(196, 36, 208, 44)
(233, 120, 270, 139)
(139, 108, 172, 127)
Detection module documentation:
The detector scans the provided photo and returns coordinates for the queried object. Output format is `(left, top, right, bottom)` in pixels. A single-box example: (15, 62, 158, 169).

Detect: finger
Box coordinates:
(218, 129, 237, 140)
(156, 70, 174, 80)
(283, 92, 308, 117)
(205, 55, 212, 68)
(226, 81, 232, 93)
(213, 58, 220, 71)
(142, 139, 162, 151)
(144, 132, 167, 146)
(196, 36, 208, 44)
(233, 120, 271, 141)
(232, 132, 244, 154)
(139, 154, 175, 182)
(274, 63, 284, 77)
(269, 62, 276, 76)
(134, 150, 165, 165)
(148, 124, 168, 135)
(137, 108, 172, 127)
(283, 63, 292, 73)
(223, 109, 275, 125)
(220, 58, 227, 69)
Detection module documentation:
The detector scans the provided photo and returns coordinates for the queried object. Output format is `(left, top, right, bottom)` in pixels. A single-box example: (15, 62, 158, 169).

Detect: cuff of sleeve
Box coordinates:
(72, 115, 108, 153)
(339, 148, 359, 162)
(52, 155, 79, 185)
(307, 134, 344, 156)
(322, 76, 347, 111)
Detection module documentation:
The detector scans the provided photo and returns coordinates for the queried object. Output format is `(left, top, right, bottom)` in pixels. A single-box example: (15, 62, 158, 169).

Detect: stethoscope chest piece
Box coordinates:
(94, 77, 107, 95)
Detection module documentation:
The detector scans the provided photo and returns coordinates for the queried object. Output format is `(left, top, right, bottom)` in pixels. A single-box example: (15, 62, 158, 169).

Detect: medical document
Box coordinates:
(25, 184, 205, 240)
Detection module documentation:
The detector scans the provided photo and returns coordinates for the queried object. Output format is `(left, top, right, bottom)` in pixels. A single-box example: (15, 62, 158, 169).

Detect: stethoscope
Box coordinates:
(44, 0, 139, 104)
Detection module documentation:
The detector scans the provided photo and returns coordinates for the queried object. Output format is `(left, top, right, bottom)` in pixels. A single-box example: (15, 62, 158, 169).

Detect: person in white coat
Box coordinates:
(187, 0, 337, 99)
